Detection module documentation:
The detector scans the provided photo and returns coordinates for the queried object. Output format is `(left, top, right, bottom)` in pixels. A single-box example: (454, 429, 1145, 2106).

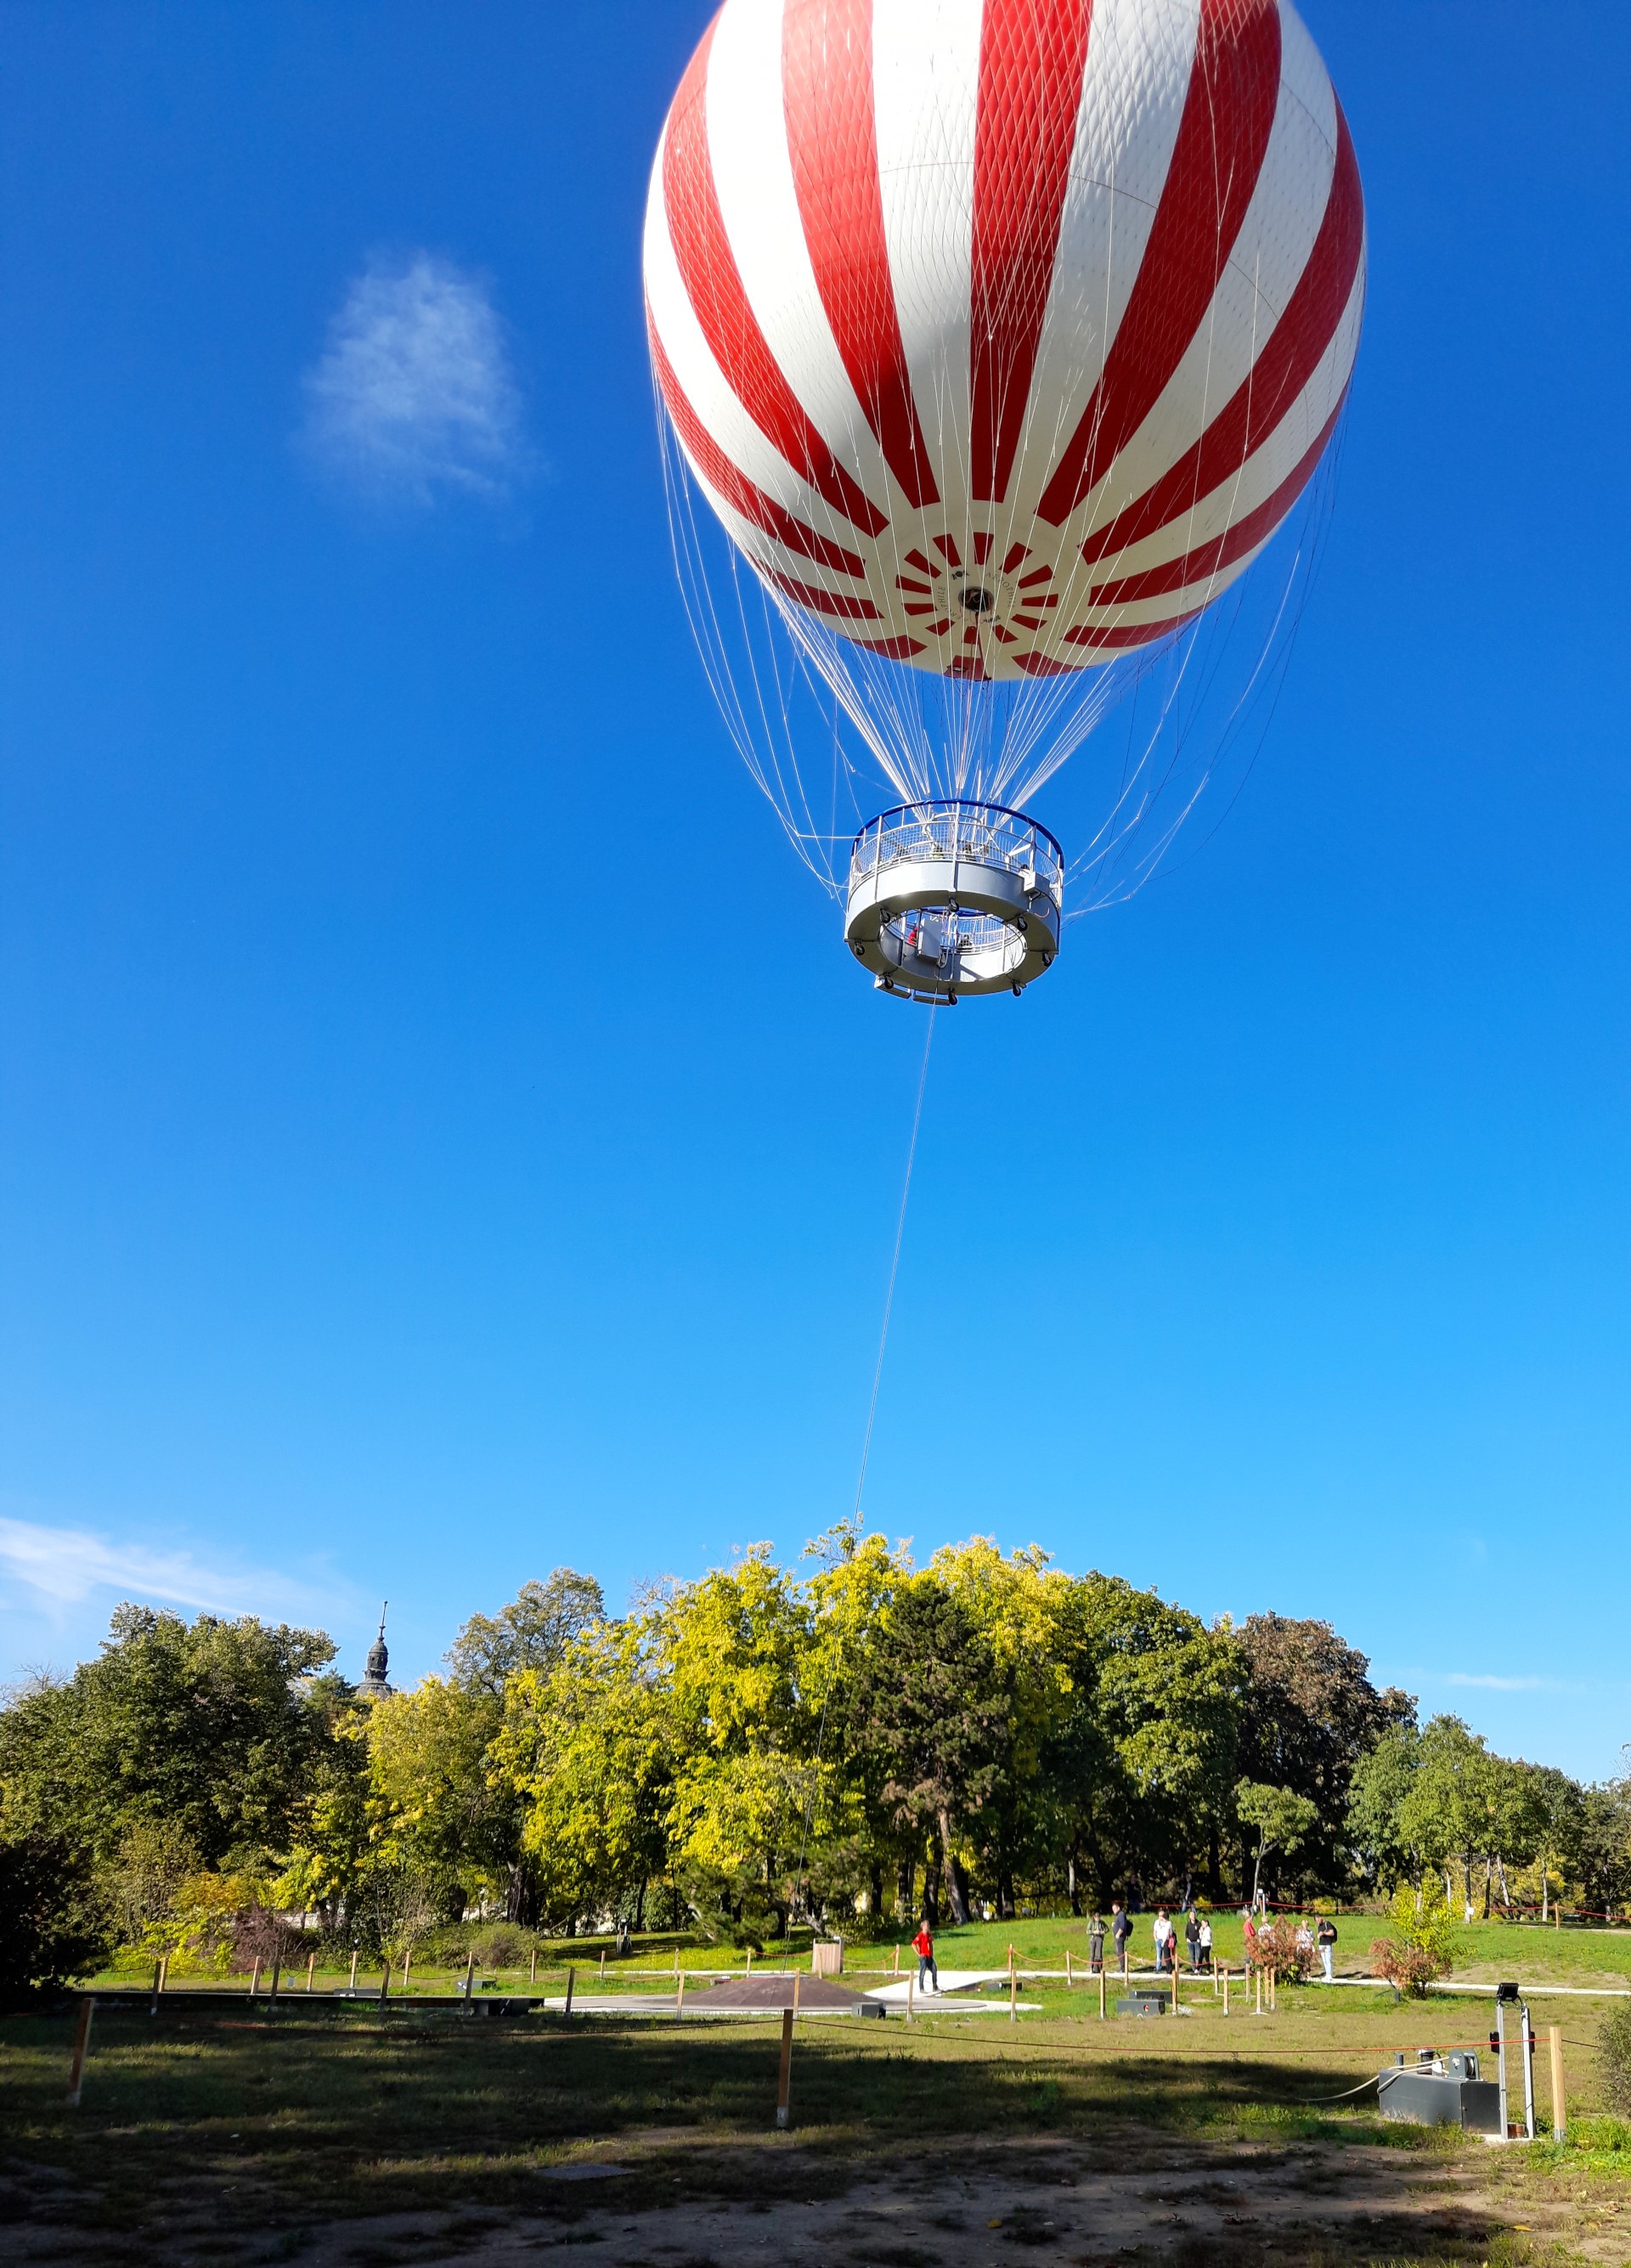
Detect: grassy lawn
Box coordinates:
(3, 1988, 1628, 2260)
(82, 1915, 1631, 2006)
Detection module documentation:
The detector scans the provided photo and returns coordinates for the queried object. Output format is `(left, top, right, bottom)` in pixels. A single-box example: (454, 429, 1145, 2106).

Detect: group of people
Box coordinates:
(1081, 1902, 1213, 1976)
(906, 1901, 1341, 1993)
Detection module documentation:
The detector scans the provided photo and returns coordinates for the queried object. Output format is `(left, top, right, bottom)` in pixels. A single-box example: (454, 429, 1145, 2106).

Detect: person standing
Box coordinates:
(1242, 1909, 1258, 1975)
(1111, 1901, 1132, 1977)
(1088, 1914, 1105, 1974)
(911, 1921, 938, 1994)
(1198, 1914, 1213, 1972)
(1317, 1912, 1338, 1983)
(1152, 1907, 1172, 1976)
(1185, 1907, 1203, 1973)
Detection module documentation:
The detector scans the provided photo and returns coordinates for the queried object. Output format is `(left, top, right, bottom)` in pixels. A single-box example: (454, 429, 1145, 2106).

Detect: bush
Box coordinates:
(0, 1830, 114, 1994)
(467, 1925, 532, 1968)
(1247, 1918, 1318, 1980)
(1369, 1881, 1457, 1995)
(1602, 2002, 1631, 2115)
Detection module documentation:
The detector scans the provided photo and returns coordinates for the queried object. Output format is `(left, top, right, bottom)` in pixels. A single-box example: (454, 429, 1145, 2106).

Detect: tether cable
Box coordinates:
(794, 1007, 937, 1916)
(851, 1005, 936, 1524)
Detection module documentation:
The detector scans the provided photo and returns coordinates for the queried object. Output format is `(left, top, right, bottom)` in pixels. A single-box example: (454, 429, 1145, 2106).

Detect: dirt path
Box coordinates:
(3, 2131, 1605, 2267)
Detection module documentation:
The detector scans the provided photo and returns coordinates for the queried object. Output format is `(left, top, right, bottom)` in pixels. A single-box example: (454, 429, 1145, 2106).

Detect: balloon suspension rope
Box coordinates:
(794, 1007, 936, 1919)
(851, 1005, 936, 1523)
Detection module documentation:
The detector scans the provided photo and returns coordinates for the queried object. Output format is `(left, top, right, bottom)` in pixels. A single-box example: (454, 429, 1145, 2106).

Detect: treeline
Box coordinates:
(3, 1532, 1628, 1986)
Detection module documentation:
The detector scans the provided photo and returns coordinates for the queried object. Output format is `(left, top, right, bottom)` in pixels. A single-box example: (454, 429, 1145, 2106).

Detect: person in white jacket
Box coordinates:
(1152, 1907, 1173, 1973)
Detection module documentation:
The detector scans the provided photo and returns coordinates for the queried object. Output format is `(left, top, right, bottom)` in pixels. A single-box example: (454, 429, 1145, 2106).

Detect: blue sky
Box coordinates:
(2, 3, 1627, 1780)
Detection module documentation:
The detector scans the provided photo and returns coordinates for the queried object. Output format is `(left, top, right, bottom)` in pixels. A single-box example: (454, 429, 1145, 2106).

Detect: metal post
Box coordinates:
(66, 1999, 94, 2107)
(150, 1961, 163, 2017)
(463, 1952, 475, 2005)
(1520, 1994, 1537, 2140)
(776, 2008, 794, 2129)
(1496, 1995, 1510, 2137)
(565, 1967, 575, 2018)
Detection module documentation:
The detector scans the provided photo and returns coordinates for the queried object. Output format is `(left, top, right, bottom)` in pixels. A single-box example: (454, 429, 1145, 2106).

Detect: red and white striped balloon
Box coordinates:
(645, 0, 1364, 685)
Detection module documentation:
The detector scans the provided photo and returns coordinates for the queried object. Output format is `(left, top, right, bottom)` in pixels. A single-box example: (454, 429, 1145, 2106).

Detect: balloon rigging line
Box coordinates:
(852, 1004, 935, 1529)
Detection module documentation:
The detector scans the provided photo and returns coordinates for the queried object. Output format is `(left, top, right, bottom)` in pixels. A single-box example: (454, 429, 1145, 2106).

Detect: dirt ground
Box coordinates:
(4, 2128, 1623, 2267)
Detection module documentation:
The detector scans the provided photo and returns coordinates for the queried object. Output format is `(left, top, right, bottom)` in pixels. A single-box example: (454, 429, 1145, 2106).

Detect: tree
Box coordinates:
(839, 1573, 1007, 1926)
(1235, 1614, 1414, 1890)
(495, 1621, 672, 1930)
(1347, 1725, 1421, 1892)
(1235, 1780, 1319, 1906)
(0, 1606, 339, 1871)
(446, 1571, 605, 1700)
(1516, 1765, 1587, 1922)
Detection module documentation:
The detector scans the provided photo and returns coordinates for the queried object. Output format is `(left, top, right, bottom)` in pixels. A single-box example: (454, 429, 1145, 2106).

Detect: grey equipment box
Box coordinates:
(1115, 1991, 1169, 2017)
(1377, 2051, 1501, 2135)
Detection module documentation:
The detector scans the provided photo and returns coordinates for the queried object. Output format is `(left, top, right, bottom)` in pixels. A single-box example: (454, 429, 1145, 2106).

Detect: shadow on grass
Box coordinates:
(0, 2006, 1453, 2252)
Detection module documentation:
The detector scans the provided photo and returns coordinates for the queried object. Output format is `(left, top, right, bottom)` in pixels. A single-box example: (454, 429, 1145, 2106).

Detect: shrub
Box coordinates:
(0, 1829, 114, 1994)
(1369, 1880, 1457, 1995)
(467, 1924, 531, 1968)
(1602, 2002, 1631, 2116)
(1247, 1917, 1318, 1980)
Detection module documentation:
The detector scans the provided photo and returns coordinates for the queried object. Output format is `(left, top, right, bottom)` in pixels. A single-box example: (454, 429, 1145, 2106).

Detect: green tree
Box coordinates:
(1346, 1724, 1421, 1891)
(0, 1606, 339, 1870)
(1235, 1780, 1319, 1906)
(1235, 1614, 1414, 1890)
(495, 1620, 673, 1930)
(445, 1571, 605, 1700)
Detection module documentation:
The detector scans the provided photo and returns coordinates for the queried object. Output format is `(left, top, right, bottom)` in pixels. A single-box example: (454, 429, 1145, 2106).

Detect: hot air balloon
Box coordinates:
(645, 0, 1365, 1002)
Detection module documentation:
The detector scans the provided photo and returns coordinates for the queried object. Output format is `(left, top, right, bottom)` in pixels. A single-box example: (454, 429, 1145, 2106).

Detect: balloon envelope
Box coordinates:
(645, 0, 1365, 685)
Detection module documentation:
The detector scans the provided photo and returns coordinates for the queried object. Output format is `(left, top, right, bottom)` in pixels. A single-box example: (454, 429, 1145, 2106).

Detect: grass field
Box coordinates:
(85, 1915, 1631, 2004)
(4, 1988, 1629, 2265)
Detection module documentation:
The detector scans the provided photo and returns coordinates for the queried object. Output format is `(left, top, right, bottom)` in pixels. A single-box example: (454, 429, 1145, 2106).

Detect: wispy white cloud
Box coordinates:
(0, 1515, 336, 1624)
(300, 251, 528, 505)
(1442, 1671, 1550, 1693)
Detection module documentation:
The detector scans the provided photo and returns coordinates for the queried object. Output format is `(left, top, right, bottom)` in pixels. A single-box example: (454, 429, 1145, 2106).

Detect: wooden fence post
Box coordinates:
(676, 1966, 686, 2017)
(403, 1949, 412, 1993)
(348, 1949, 359, 1995)
(268, 1959, 281, 2006)
(1066, 1949, 1073, 1989)
(907, 1972, 915, 2024)
(150, 1961, 163, 2016)
(306, 1951, 316, 1993)
(1171, 1956, 1179, 2016)
(1223, 1966, 1230, 2018)
(531, 1949, 539, 1986)
(893, 1944, 900, 1976)
(463, 1952, 475, 2005)
(1010, 1966, 1018, 2025)
(1549, 2025, 1566, 2143)
(378, 1958, 390, 2008)
(747, 1947, 754, 1977)
(565, 1967, 575, 2018)
(66, 1999, 95, 2107)
(1098, 1967, 1106, 2022)
(776, 2008, 794, 2129)
(249, 1956, 262, 2000)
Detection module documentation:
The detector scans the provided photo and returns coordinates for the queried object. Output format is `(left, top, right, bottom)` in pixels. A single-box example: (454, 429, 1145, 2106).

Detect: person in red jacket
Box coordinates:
(911, 1922, 938, 1994)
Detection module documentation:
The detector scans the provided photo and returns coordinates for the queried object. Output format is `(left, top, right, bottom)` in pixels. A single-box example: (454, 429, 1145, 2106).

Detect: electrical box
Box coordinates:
(1115, 1991, 1169, 2017)
(1378, 2062, 1501, 2135)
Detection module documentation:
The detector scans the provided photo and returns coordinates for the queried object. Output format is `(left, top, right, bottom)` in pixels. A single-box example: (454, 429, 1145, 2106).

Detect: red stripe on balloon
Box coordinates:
(1036, 0, 1282, 528)
(1013, 652, 1076, 676)
(782, 0, 939, 509)
(1079, 104, 1363, 567)
(855, 633, 927, 657)
(662, 20, 888, 537)
(1083, 392, 1343, 606)
(1061, 605, 1205, 648)
(764, 568, 882, 620)
(970, 0, 1096, 504)
(650, 324, 870, 578)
